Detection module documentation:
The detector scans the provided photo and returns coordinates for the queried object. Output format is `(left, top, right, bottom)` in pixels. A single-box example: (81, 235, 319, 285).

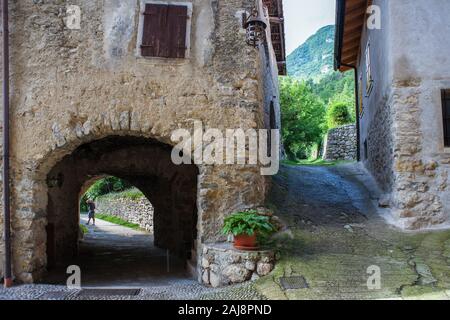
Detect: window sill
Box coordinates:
(134, 55, 191, 66)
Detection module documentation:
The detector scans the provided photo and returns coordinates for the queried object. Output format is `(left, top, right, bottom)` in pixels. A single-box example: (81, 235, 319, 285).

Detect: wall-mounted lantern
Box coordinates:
(243, 0, 267, 47)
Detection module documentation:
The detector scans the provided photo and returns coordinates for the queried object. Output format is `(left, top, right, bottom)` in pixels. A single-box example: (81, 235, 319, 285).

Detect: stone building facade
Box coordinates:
(0, 0, 283, 283)
(335, 0, 450, 229)
(322, 124, 357, 161)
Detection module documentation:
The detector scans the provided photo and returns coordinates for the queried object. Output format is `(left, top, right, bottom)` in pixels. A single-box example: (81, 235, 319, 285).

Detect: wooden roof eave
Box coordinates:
(334, 0, 369, 72)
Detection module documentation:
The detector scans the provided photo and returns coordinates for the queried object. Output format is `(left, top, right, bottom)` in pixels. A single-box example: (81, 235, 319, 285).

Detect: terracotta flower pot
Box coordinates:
(233, 233, 258, 250)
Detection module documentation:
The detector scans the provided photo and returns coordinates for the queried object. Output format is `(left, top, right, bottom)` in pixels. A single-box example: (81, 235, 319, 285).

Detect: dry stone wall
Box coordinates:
(96, 193, 154, 233)
(201, 243, 275, 288)
(323, 124, 357, 161)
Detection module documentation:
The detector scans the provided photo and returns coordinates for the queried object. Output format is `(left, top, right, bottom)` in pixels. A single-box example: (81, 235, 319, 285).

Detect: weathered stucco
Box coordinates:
(0, 0, 281, 283)
(358, 0, 450, 229)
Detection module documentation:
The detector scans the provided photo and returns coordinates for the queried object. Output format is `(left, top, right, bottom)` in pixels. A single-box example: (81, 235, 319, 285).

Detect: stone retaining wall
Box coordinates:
(201, 243, 275, 288)
(323, 124, 357, 161)
(96, 194, 154, 233)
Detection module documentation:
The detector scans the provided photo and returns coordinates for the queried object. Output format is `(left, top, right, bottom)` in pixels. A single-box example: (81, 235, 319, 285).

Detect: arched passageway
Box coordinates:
(44, 136, 199, 283)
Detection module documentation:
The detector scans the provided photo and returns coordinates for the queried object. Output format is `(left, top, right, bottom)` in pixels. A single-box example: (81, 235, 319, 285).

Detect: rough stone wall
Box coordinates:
(323, 124, 357, 161)
(365, 97, 394, 192)
(201, 243, 275, 288)
(362, 80, 449, 231)
(0, 0, 278, 283)
(96, 193, 154, 233)
(389, 83, 448, 230)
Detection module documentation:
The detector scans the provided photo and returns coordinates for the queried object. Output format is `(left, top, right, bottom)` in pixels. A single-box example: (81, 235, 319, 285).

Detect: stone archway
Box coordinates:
(45, 136, 199, 274)
(9, 124, 268, 283)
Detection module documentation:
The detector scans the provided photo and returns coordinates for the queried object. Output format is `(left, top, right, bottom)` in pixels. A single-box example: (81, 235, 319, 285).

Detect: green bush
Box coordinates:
(326, 102, 353, 129)
(222, 210, 275, 237)
(79, 176, 134, 212)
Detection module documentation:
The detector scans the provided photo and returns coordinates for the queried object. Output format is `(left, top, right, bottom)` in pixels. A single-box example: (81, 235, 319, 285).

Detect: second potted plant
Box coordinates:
(222, 210, 275, 250)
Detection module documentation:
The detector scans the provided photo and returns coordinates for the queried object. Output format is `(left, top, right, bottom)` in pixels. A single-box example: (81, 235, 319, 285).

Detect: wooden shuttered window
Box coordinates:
(141, 4, 188, 59)
(441, 89, 450, 147)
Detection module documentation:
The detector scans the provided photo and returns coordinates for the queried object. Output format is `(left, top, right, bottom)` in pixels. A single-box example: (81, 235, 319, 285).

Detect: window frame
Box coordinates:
(136, 1, 192, 60)
(441, 89, 450, 148)
(358, 71, 364, 118)
(365, 41, 374, 97)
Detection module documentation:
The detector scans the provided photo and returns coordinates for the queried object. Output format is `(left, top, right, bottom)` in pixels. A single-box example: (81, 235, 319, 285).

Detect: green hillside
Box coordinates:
(287, 25, 335, 81)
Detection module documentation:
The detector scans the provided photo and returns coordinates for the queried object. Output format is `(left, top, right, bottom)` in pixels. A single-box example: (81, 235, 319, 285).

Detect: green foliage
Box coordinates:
(79, 224, 89, 235)
(283, 24, 356, 160)
(280, 77, 327, 160)
(222, 210, 276, 237)
(85, 176, 132, 200)
(326, 102, 353, 129)
(281, 159, 353, 167)
(95, 214, 141, 231)
(310, 71, 356, 112)
(80, 200, 89, 212)
(80, 176, 133, 211)
(98, 187, 145, 201)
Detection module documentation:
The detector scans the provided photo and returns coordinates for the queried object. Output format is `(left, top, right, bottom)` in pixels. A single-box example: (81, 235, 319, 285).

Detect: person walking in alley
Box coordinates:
(86, 199, 96, 226)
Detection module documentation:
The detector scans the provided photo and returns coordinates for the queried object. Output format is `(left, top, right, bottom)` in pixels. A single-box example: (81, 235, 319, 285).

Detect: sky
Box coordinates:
(283, 0, 336, 55)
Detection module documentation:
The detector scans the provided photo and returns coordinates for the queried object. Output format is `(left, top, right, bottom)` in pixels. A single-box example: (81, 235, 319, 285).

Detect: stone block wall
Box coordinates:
(323, 124, 357, 161)
(388, 84, 449, 230)
(201, 243, 275, 288)
(96, 192, 154, 233)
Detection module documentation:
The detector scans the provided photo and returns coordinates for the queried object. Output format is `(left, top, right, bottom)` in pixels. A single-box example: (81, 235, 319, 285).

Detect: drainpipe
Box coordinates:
(341, 63, 361, 162)
(2, 0, 12, 288)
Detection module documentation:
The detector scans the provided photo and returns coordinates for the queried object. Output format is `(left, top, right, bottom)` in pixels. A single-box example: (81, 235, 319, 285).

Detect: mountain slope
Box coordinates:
(286, 25, 335, 81)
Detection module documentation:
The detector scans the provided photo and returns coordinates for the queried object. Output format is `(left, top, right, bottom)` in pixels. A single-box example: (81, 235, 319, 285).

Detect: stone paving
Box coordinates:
(254, 163, 450, 300)
(1, 163, 449, 300)
(0, 216, 263, 300)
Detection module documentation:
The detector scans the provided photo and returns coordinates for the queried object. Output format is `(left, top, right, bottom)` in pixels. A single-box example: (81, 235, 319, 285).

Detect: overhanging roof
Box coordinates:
(334, 0, 369, 72)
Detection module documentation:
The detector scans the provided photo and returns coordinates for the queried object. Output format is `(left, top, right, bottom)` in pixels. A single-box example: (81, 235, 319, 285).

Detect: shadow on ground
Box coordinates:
(42, 215, 188, 287)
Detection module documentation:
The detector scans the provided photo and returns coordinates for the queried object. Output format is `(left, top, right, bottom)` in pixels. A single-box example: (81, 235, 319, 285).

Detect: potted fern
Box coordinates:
(222, 210, 275, 250)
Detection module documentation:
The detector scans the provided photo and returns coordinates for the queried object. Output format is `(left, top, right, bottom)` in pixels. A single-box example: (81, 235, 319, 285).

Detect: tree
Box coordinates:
(280, 77, 326, 160)
(326, 102, 353, 129)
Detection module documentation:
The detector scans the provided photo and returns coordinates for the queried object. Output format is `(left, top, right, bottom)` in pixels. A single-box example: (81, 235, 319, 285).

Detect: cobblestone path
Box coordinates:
(255, 163, 450, 300)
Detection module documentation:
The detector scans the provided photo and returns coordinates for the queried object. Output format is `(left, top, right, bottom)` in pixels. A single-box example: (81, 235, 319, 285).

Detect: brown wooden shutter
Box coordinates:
(167, 5, 188, 58)
(141, 4, 187, 59)
(142, 4, 168, 57)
